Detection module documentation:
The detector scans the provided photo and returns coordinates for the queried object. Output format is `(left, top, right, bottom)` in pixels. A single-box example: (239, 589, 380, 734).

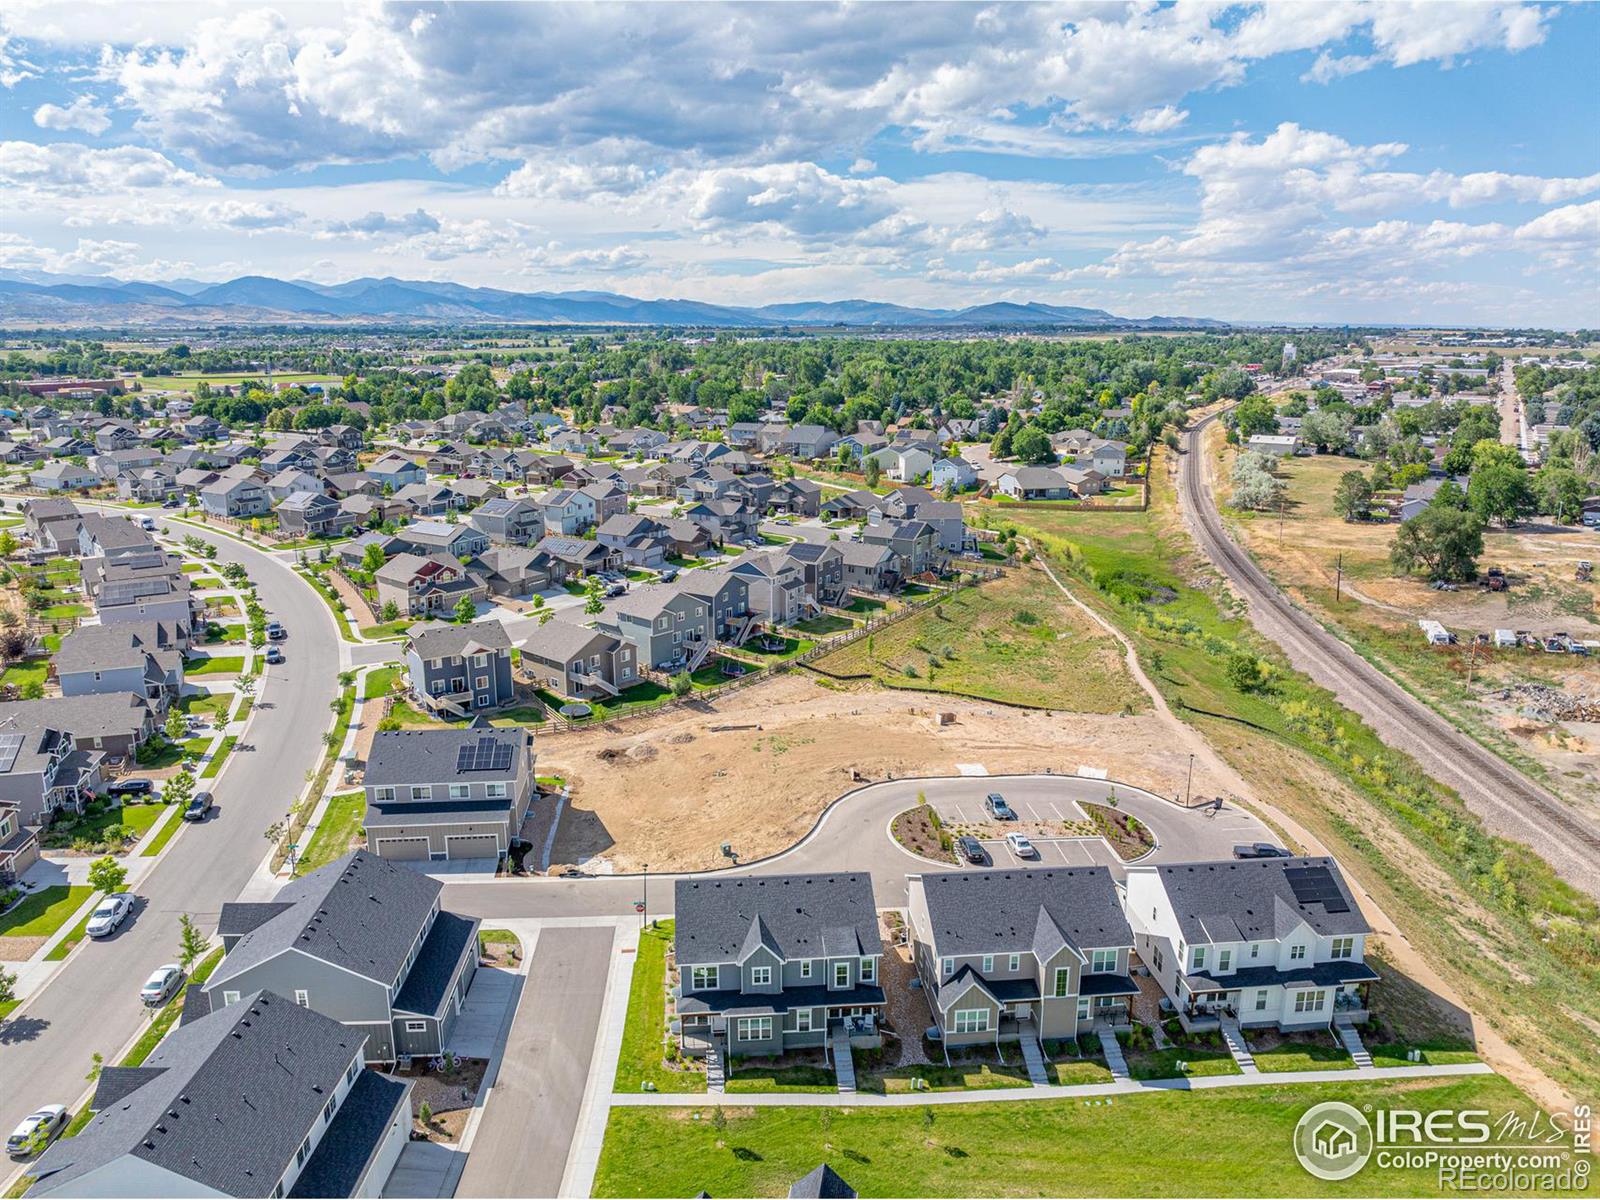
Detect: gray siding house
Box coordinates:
(907, 867, 1137, 1047)
(674, 873, 884, 1063)
(363, 721, 535, 862)
(51, 621, 183, 708)
(404, 620, 516, 717)
(194, 851, 479, 1066)
(0, 705, 102, 827)
(468, 497, 544, 546)
(517, 620, 637, 701)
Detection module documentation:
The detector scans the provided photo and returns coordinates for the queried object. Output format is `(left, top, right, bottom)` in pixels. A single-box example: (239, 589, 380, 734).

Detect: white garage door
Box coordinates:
(446, 834, 501, 860)
(375, 836, 430, 861)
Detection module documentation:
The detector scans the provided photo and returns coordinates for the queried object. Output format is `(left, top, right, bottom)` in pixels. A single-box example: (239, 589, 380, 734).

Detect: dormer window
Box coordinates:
(1290, 944, 1307, 960)
(1331, 937, 1354, 959)
(1190, 947, 1206, 970)
(750, 965, 771, 987)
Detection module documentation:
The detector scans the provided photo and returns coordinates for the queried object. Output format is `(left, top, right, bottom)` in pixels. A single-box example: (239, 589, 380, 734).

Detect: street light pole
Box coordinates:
(642, 863, 649, 930)
(1185, 753, 1195, 807)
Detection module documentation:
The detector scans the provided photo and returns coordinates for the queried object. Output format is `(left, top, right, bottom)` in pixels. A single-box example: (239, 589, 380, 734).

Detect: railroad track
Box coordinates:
(1178, 412, 1600, 898)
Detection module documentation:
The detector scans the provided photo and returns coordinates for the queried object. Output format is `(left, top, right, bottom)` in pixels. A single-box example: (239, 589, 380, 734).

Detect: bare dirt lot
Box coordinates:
(542, 671, 1232, 874)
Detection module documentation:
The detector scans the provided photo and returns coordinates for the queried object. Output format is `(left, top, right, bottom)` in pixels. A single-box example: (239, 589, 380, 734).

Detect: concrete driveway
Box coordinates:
(454, 926, 616, 1199)
(449, 967, 519, 1060)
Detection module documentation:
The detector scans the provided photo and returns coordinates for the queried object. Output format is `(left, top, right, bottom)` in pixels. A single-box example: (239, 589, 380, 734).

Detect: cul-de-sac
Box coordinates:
(0, 4, 1595, 1199)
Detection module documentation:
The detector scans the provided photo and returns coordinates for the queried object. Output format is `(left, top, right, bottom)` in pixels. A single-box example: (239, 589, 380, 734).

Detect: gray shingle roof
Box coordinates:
(1153, 856, 1372, 943)
(407, 619, 511, 660)
(918, 867, 1132, 958)
(209, 851, 442, 989)
(285, 1071, 411, 1199)
(364, 724, 526, 788)
(29, 992, 362, 1199)
(518, 619, 616, 663)
(391, 911, 478, 1016)
(674, 873, 880, 966)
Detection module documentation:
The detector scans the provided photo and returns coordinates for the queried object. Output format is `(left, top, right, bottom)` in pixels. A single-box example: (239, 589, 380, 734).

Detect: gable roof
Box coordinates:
(674, 873, 881, 965)
(28, 992, 361, 1198)
(918, 867, 1132, 957)
(365, 723, 526, 788)
(1150, 856, 1371, 942)
(518, 618, 619, 662)
(408, 618, 511, 660)
(209, 851, 442, 988)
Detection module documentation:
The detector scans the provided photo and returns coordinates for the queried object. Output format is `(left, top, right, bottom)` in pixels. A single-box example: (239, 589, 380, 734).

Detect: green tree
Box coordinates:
(1534, 466, 1585, 523)
(670, 671, 693, 697)
(1467, 463, 1535, 526)
(1332, 471, 1373, 521)
(0, 530, 17, 558)
(1229, 451, 1282, 511)
(87, 855, 128, 895)
(164, 707, 187, 742)
(1224, 653, 1265, 693)
(863, 456, 882, 487)
(0, 965, 15, 1008)
(177, 913, 208, 973)
(453, 595, 477, 624)
(381, 599, 402, 622)
(1390, 506, 1484, 582)
(362, 541, 387, 572)
(583, 575, 606, 615)
(1011, 425, 1054, 464)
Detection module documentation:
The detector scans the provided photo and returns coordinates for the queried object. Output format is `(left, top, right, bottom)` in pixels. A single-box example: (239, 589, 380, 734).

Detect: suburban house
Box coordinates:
(199, 474, 271, 518)
(866, 444, 934, 483)
(193, 851, 479, 1066)
(77, 513, 156, 561)
(517, 620, 638, 701)
(836, 541, 901, 593)
(907, 867, 1138, 1046)
(673, 873, 885, 1064)
(113, 467, 179, 503)
(996, 466, 1078, 501)
(600, 586, 714, 671)
(0, 704, 102, 827)
(596, 514, 673, 568)
(777, 424, 838, 459)
(362, 721, 536, 863)
(1123, 856, 1377, 1031)
(532, 534, 619, 578)
(263, 466, 324, 504)
(0, 801, 40, 884)
(1086, 439, 1128, 477)
(22, 497, 81, 553)
(1246, 434, 1301, 457)
(51, 621, 183, 708)
(30, 990, 412, 1199)
(368, 452, 426, 490)
(769, 478, 823, 517)
(82, 551, 196, 630)
(683, 498, 759, 544)
(30, 461, 96, 492)
(860, 518, 941, 577)
(469, 546, 552, 598)
(468, 497, 544, 546)
(676, 569, 754, 643)
(374, 553, 488, 619)
(727, 551, 810, 626)
(535, 488, 596, 536)
(277, 491, 358, 539)
(392, 481, 467, 517)
(390, 520, 489, 561)
(579, 481, 628, 525)
(404, 620, 516, 717)
(658, 517, 713, 559)
(930, 456, 979, 491)
(781, 541, 845, 605)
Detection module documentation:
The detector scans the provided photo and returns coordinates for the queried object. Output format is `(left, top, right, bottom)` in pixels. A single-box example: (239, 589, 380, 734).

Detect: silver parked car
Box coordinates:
(7, 1106, 68, 1159)
(141, 963, 186, 1007)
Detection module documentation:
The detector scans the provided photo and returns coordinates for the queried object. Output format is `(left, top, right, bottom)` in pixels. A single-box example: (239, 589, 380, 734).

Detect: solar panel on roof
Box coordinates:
(0, 732, 23, 773)
(1283, 865, 1350, 913)
(457, 735, 514, 772)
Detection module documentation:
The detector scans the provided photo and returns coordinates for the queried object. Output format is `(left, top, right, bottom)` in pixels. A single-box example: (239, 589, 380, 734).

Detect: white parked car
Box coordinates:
(141, 963, 186, 1008)
(86, 892, 134, 938)
(7, 1106, 68, 1159)
(1005, 832, 1038, 858)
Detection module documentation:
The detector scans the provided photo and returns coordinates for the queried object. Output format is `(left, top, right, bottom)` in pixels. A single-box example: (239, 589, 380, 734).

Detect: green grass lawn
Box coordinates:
(859, 1057, 1035, 1094)
(138, 807, 185, 858)
(299, 791, 366, 871)
(841, 595, 889, 615)
(1368, 1040, 1482, 1069)
(113, 802, 166, 841)
(791, 614, 855, 636)
(362, 666, 401, 700)
(536, 679, 674, 721)
(725, 1063, 838, 1094)
(200, 736, 236, 778)
(489, 704, 546, 726)
(358, 619, 410, 640)
(183, 655, 246, 676)
(812, 570, 1140, 713)
(203, 623, 245, 643)
(595, 1075, 1550, 1198)
(1122, 1044, 1241, 1081)
(0, 660, 51, 692)
(121, 947, 226, 1067)
(0, 885, 92, 939)
(614, 920, 707, 1094)
(726, 634, 816, 664)
(176, 692, 232, 720)
(45, 908, 97, 961)
(1248, 1036, 1355, 1073)
(38, 603, 89, 619)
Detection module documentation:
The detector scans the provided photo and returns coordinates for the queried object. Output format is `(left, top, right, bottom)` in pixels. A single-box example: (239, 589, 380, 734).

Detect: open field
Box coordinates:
(541, 670, 1238, 875)
(142, 373, 338, 393)
(593, 1074, 1557, 1198)
(1213, 438, 1600, 812)
(983, 448, 1599, 1110)
(811, 569, 1143, 714)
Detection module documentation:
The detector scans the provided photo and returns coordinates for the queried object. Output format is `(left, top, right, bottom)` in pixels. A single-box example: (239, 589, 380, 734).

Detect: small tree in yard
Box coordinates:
(583, 575, 605, 616)
(1333, 470, 1373, 522)
(0, 628, 27, 663)
(234, 672, 257, 700)
(362, 542, 387, 573)
(87, 856, 127, 895)
(163, 764, 196, 810)
(0, 965, 16, 1008)
(670, 671, 692, 697)
(164, 707, 187, 742)
(453, 594, 477, 624)
(381, 599, 401, 622)
(177, 913, 208, 972)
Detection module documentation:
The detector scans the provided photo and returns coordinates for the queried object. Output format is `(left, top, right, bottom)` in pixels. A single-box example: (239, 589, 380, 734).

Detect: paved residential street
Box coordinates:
(455, 926, 616, 1199)
(0, 514, 341, 1141)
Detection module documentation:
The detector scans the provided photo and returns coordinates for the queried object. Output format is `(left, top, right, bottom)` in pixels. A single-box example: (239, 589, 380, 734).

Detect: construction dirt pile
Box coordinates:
(1489, 683, 1600, 723)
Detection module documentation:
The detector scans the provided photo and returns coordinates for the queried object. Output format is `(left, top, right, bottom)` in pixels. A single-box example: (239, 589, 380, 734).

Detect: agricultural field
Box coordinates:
(810, 569, 1142, 714)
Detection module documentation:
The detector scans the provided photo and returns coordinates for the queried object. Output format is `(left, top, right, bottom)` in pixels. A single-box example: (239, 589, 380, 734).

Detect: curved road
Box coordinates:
(1179, 414, 1600, 897)
(0, 511, 341, 1139)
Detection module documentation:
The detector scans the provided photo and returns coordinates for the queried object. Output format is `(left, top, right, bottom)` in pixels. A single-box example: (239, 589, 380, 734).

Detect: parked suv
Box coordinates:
(106, 779, 154, 799)
(957, 835, 986, 864)
(266, 621, 286, 640)
(984, 793, 1016, 820)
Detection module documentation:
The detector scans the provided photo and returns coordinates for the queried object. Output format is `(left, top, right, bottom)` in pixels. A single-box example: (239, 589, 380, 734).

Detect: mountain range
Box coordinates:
(0, 270, 1227, 330)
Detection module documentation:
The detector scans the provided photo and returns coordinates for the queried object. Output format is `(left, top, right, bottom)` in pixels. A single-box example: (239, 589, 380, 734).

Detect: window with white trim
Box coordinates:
(859, 957, 875, 983)
(1190, 946, 1206, 970)
(449, 784, 470, 800)
(941, 958, 954, 980)
(405, 1020, 427, 1032)
(346, 1060, 359, 1085)
(833, 961, 849, 988)
(799, 960, 813, 979)
(1052, 968, 1071, 998)
(750, 965, 772, 987)
(1007, 954, 1020, 973)
(294, 990, 309, 1007)
(1090, 949, 1117, 973)
(1290, 944, 1307, 961)
(952, 1009, 990, 1035)
(1217, 949, 1232, 972)
(1076, 996, 1090, 1019)
(1249, 942, 1261, 959)
(1292, 990, 1326, 1014)
(795, 1010, 812, 1033)
(981, 955, 994, 974)
(486, 782, 508, 799)
(1255, 990, 1270, 1012)
(296, 1137, 310, 1167)
(1152, 946, 1164, 972)
(410, 785, 431, 801)
(323, 1097, 335, 1125)
(736, 1016, 772, 1041)
(1330, 936, 1354, 959)
(374, 786, 395, 803)
(691, 966, 718, 991)
(222, 990, 240, 1006)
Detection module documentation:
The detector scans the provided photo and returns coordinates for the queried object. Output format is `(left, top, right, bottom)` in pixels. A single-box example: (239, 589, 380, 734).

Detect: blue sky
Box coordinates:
(1, 1, 1596, 324)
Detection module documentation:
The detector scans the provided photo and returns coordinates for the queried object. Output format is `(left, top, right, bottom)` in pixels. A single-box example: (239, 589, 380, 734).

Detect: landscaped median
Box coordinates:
(593, 1074, 1536, 1198)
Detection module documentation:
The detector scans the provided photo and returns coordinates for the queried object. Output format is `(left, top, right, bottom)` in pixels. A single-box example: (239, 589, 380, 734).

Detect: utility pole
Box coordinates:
(642, 863, 649, 930)
(1334, 552, 1343, 604)
(1185, 753, 1195, 806)
(1466, 639, 1478, 685)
